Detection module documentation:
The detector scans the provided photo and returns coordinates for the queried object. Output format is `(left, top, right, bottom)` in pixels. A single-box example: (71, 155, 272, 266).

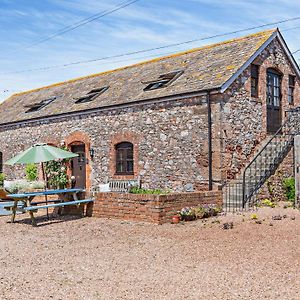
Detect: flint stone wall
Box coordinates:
(217, 38, 300, 182)
(0, 96, 212, 192)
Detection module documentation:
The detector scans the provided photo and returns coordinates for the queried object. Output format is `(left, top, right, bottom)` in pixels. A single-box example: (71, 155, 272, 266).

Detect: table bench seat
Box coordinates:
(23, 199, 94, 211)
(31, 199, 63, 206)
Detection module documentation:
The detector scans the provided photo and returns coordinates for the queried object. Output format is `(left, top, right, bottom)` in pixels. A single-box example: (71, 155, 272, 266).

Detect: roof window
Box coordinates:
(75, 86, 109, 104)
(25, 96, 56, 113)
(143, 70, 183, 91)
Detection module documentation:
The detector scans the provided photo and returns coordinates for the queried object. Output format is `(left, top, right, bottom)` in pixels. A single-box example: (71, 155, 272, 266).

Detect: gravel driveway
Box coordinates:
(0, 204, 299, 300)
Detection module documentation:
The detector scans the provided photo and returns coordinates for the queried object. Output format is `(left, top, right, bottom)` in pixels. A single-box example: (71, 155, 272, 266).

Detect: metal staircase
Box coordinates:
(224, 108, 300, 211)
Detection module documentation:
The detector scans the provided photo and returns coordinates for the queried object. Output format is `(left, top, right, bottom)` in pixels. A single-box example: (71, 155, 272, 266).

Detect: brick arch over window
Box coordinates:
(110, 132, 140, 180)
(64, 131, 92, 191)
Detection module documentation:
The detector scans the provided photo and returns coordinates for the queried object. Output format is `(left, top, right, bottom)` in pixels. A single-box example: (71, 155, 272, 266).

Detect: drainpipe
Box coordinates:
(207, 91, 213, 191)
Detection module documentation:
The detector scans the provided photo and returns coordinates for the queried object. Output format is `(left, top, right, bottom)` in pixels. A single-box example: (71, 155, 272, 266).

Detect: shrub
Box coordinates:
(25, 164, 38, 181)
(129, 187, 167, 195)
(5, 180, 45, 194)
(0, 173, 5, 187)
(261, 198, 276, 208)
(282, 177, 295, 203)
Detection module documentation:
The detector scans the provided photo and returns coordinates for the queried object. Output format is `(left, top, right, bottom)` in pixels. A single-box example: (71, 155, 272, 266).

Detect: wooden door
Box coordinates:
(70, 144, 86, 189)
(266, 69, 282, 133)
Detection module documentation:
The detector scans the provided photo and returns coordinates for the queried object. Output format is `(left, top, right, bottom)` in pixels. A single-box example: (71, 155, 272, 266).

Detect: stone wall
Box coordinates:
(215, 37, 300, 183)
(258, 148, 294, 202)
(0, 96, 211, 192)
(91, 190, 222, 224)
(0, 37, 299, 196)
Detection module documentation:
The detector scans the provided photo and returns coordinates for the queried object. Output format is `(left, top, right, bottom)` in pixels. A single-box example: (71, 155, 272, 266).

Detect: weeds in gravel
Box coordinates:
(251, 214, 258, 220)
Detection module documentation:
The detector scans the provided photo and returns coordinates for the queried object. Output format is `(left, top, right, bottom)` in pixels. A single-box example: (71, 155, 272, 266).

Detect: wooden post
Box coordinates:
(41, 162, 49, 219)
(294, 136, 300, 208)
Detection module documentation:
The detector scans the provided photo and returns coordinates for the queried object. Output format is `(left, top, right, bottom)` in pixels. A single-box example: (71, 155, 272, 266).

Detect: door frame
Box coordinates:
(266, 68, 283, 133)
(65, 131, 92, 191)
(70, 143, 87, 189)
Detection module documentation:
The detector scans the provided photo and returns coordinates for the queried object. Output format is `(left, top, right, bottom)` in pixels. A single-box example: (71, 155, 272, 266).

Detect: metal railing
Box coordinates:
(242, 108, 300, 208)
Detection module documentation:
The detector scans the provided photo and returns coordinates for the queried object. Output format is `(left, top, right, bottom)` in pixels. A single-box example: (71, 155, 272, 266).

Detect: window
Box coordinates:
(267, 69, 281, 108)
(115, 142, 134, 175)
(0, 152, 2, 173)
(251, 64, 259, 97)
(75, 86, 109, 104)
(25, 96, 56, 113)
(288, 75, 295, 105)
(143, 70, 183, 91)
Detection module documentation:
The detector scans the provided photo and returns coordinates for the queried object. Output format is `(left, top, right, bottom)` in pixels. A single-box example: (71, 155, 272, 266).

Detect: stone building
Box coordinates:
(0, 28, 299, 207)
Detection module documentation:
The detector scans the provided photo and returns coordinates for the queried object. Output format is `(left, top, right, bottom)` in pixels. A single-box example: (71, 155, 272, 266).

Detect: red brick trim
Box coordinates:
(64, 131, 92, 191)
(109, 132, 141, 180)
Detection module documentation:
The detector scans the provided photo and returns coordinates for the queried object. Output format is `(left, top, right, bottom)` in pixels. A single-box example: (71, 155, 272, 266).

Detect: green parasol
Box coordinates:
(5, 143, 78, 165)
(5, 143, 78, 218)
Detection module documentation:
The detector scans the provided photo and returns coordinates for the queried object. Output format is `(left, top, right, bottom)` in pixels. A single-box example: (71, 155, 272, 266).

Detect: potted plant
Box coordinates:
(179, 207, 196, 221)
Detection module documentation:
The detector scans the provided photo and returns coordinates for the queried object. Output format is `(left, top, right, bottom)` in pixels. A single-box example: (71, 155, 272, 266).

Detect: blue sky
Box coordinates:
(0, 0, 300, 101)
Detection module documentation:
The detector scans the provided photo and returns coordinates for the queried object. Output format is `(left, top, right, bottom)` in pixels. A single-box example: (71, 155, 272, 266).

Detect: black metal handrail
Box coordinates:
(242, 108, 300, 208)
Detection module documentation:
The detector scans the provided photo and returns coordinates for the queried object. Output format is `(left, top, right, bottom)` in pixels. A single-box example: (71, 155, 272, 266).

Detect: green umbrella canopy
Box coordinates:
(5, 143, 78, 165)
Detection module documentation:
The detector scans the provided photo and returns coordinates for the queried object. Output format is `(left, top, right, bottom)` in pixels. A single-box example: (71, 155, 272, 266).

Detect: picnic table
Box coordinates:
(5, 188, 93, 226)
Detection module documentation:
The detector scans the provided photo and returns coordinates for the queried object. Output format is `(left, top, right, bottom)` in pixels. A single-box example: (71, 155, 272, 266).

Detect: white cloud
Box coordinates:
(0, 0, 299, 102)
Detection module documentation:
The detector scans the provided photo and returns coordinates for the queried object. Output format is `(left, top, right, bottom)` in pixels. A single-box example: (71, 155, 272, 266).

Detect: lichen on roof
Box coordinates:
(0, 28, 277, 124)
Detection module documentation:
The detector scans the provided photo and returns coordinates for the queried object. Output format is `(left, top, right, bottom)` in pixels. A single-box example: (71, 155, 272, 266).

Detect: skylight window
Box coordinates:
(143, 70, 183, 91)
(25, 96, 56, 113)
(75, 86, 109, 104)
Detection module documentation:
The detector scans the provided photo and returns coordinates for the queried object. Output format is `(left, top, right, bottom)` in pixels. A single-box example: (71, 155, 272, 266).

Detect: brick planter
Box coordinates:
(92, 191, 222, 224)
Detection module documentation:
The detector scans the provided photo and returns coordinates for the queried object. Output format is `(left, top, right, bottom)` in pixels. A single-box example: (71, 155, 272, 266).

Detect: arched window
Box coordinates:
(0, 152, 3, 173)
(115, 142, 134, 175)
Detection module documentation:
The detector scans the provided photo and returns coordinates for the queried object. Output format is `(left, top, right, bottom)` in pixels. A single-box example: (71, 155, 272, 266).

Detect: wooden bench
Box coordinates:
(31, 199, 63, 206)
(109, 178, 141, 193)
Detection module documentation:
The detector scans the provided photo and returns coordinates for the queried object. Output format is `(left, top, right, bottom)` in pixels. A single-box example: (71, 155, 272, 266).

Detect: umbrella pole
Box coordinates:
(41, 162, 49, 219)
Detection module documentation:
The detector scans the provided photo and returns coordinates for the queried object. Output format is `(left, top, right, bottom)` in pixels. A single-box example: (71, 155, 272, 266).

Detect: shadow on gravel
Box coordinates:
(7, 214, 83, 227)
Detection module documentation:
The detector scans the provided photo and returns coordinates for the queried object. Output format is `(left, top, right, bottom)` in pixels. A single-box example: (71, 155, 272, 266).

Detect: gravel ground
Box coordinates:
(0, 203, 299, 300)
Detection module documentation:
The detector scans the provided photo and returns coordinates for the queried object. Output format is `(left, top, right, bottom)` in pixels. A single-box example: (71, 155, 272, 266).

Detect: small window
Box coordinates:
(75, 86, 109, 104)
(115, 142, 134, 175)
(251, 64, 259, 98)
(143, 70, 183, 91)
(288, 75, 295, 105)
(25, 96, 56, 113)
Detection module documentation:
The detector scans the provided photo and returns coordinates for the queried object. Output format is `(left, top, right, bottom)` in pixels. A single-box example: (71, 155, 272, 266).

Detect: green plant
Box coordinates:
(25, 164, 38, 181)
(194, 206, 205, 219)
(45, 147, 70, 189)
(29, 181, 45, 190)
(282, 177, 295, 203)
(251, 213, 258, 220)
(129, 186, 167, 195)
(0, 173, 5, 187)
(179, 207, 196, 221)
(6, 180, 45, 193)
(261, 198, 276, 208)
(266, 180, 274, 196)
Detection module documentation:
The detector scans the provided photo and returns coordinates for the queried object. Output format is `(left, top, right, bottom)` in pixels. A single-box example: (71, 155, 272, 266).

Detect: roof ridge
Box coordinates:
(12, 28, 277, 97)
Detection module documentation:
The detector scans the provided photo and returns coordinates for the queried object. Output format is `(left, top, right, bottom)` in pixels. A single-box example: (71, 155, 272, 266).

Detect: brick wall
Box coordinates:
(91, 191, 222, 224)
